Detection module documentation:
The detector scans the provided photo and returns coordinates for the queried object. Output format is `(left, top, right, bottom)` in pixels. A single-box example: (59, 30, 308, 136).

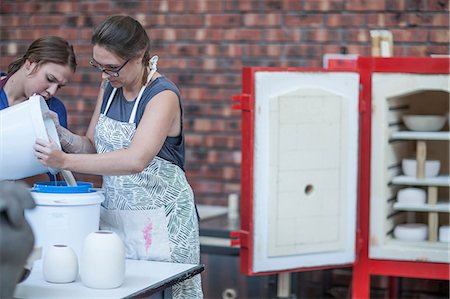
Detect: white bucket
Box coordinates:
(0, 95, 61, 180)
(25, 182, 105, 264)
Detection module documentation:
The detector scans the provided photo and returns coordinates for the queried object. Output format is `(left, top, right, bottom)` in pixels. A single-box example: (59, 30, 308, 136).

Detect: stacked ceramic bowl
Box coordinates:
(403, 115, 446, 132)
(402, 159, 440, 178)
(394, 223, 428, 242)
(397, 187, 426, 205)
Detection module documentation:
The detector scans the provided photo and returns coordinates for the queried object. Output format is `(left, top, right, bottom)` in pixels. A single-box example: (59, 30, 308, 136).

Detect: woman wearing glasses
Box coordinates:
(34, 15, 202, 298)
(1, 36, 76, 182)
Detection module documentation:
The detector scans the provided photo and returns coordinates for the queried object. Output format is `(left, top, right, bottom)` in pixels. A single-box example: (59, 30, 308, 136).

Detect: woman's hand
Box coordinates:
(33, 137, 66, 170)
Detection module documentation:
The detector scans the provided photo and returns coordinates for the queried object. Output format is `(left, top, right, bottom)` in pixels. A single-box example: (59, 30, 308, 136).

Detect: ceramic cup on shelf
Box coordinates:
(80, 230, 125, 289)
(43, 245, 78, 283)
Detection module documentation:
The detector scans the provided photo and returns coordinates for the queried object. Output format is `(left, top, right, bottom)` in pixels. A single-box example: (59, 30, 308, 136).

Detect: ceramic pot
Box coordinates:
(80, 231, 125, 289)
(43, 245, 78, 283)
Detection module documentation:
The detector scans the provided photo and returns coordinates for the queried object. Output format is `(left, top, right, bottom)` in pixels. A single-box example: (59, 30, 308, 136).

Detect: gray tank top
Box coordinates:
(100, 76, 186, 171)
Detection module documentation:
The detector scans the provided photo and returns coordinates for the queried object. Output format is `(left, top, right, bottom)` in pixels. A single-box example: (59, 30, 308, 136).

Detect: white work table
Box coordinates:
(14, 259, 204, 298)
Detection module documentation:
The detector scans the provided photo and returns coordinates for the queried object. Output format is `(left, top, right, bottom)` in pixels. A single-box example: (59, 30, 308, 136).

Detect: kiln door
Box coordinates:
(252, 72, 359, 273)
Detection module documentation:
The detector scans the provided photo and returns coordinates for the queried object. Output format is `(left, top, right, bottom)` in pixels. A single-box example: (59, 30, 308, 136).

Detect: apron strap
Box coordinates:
(103, 87, 118, 115)
(129, 55, 159, 124)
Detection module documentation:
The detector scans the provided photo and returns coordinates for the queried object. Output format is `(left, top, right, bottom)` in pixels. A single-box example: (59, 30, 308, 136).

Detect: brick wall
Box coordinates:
(1, 0, 448, 206)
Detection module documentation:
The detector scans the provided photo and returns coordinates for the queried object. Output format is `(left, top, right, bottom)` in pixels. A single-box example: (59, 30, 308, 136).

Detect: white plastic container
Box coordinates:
(0, 95, 60, 180)
(25, 182, 104, 264)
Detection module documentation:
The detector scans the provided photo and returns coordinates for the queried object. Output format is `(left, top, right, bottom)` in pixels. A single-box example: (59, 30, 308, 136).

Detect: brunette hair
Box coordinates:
(91, 15, 151, 85)
(8, 36, 77, 74)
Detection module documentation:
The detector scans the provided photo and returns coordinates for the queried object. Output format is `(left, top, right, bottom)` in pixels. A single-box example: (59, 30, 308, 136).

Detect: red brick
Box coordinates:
(304, 29, 342, 42)
(167, 14, 204, 27)
(345, 44, 371, 56)
(303, 0, 344, 11)
(386, 0, 406, 11)
(224, 0, 256, 12)
(345, 29, 370, 43)
(345, 0, 385, 11)
(286, 44, 323, 58)
(223, 29, 262, 41)
(166, 0, 185, 12)
(285, 14, 323, 27)
(427, 44, 450, 54)
(0, 3, 14, 14)
(405, 0, 428, 11)
(408, 13, 449, 27)
(264, 29, 301, 42)
(430, 29, 450, 43)
(323, 45, 346, 54)
(327, 13, 367, 27)
(0, 16, 29, 27)
(205, 44, 243, 57)
(136, 14, 167, 27)
(79, 2, 112, 13)
(30, 15, 65, 27)
(391, 29, 428, 42)
(367, 13, 408, 27)
(205, 14, 241, 27)
(426, 0, 449, 11)
(281, 0, 303, 10)
(244, 13, 282, 27)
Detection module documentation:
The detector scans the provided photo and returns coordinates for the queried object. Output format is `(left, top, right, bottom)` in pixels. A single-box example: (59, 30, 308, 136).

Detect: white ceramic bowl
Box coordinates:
(394, 223, 428, 241)
(403, 115, 446, 132)
(397, 187, 426, 204)
(439, 225, 449, 243)
(402, 159, 440, 177)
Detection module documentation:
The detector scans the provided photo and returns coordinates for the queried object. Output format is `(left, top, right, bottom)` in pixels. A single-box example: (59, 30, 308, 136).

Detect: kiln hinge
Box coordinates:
(230, 230, 248, 248)
(231, 94, 253, 111)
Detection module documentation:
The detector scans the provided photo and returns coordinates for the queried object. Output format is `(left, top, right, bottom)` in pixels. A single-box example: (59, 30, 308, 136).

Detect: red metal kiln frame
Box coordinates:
(231, 57, 450, 298)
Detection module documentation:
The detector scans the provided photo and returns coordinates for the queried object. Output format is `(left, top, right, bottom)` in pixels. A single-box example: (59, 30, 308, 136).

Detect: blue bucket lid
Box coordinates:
(32, 181, 94, 193)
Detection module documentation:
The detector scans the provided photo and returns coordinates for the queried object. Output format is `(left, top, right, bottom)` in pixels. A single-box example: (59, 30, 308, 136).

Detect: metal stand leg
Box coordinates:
(388, 276, 399, 299)
(277, 272, 291, 298)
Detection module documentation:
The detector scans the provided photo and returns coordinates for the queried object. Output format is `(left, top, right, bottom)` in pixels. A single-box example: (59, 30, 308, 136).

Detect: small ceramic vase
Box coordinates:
(43, 245, 78, 283)
(80, 231, 125, 289)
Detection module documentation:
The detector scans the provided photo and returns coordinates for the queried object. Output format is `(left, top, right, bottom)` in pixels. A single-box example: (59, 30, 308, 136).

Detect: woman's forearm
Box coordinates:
(63, 148, 154, 176)
(59, 127, 96, 154)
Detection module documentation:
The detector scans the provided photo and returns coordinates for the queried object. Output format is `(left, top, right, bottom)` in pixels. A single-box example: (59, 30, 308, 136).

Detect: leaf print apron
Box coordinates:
(94, 83, 203, 298)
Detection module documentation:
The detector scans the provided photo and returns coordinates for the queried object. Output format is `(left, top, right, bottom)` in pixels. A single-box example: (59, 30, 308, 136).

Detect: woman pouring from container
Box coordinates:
(1, 36, 77, 183)
(34, 15, 203, 298)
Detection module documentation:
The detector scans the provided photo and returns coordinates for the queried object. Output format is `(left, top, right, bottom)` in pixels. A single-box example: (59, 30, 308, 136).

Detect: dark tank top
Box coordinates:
(100, 76, 186, 171)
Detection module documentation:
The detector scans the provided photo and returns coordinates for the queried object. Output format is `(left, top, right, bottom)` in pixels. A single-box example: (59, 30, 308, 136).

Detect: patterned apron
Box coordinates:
(94, 85, 203, 298)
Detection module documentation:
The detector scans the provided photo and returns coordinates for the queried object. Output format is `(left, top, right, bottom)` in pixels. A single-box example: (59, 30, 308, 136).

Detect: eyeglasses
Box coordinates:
(89, 58, 130, 77)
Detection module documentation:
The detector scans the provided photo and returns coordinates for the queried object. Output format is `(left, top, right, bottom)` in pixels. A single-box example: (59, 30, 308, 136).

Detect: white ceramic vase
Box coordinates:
(43, 245, 78, 283)
(80, 231, 125, 289)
